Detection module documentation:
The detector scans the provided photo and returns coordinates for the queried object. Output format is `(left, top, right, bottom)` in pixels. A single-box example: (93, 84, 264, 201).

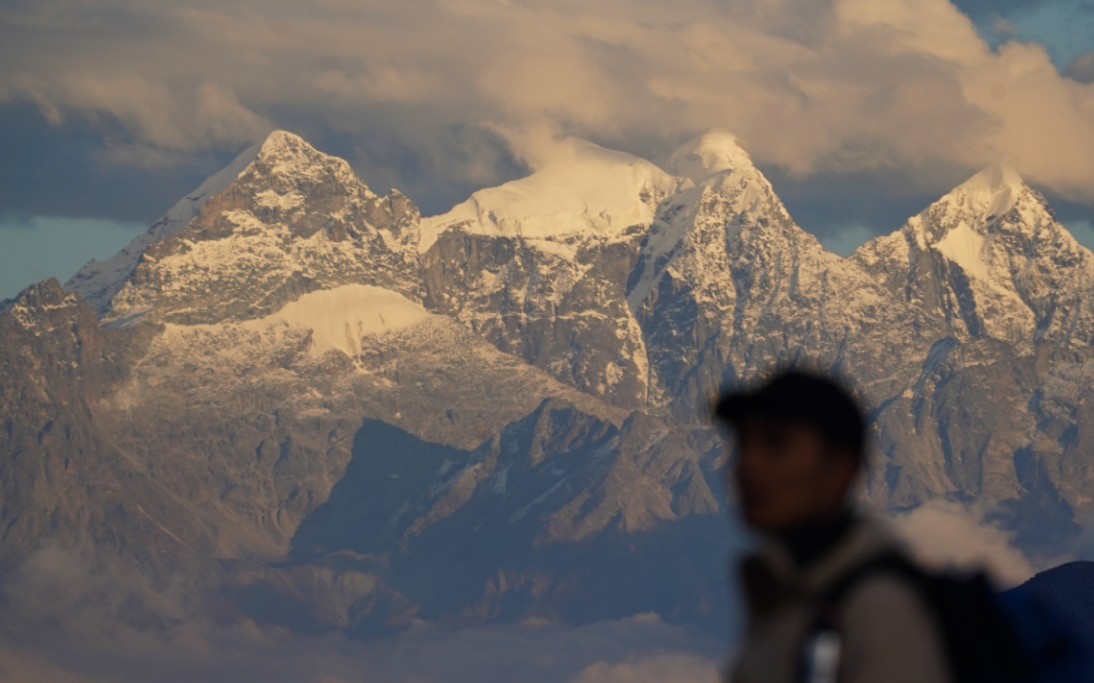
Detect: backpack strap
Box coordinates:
(798, 552, 923, 683)
(815, 552, 922, 626)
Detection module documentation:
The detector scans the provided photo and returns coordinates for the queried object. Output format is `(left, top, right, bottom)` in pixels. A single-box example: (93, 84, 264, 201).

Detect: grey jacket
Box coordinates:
(730, 515, 952, 683)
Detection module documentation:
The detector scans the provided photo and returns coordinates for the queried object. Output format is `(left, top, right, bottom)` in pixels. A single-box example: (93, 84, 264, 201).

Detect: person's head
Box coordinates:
(713, 369, 866, 533)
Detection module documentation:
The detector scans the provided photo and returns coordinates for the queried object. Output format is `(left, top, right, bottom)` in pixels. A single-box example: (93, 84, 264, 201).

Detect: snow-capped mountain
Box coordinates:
(419, 137, 683, 250)
(71, 131, 422, 325)
(629, 131, 902, 420)
(65, 140, 266, 312)
(3, 129, 1093, 638)
(418, 138, 681, 409)
(854, 165, 1094, 346)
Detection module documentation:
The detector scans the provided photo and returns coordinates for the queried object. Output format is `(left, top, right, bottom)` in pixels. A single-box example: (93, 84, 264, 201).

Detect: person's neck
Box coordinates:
(774, 508, 856, 568)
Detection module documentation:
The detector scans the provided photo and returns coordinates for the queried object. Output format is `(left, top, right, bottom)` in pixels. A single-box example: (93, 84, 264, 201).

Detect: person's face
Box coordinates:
(728, 417, 858, 533)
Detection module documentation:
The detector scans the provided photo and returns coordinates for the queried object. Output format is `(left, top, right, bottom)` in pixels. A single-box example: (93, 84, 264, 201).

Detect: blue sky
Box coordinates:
(0, 215, 143, 302)
(1, 0, 1092, 300)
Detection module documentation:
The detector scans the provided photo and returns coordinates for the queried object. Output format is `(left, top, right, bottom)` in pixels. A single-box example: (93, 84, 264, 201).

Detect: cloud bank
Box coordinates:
(2, 0, 1094, 206)
(0, 545, 724, 683)
(0, 498, 1078, 683)
(891, 500, 1036, 587)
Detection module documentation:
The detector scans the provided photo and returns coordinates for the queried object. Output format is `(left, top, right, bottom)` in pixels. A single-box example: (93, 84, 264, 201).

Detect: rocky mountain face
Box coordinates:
(417, 138, 682, 410)
(630, 132, 903, 422)
(853, 165, 1094, 348)
(2, 130, 1092, 638)
(98, 132, 421, 326)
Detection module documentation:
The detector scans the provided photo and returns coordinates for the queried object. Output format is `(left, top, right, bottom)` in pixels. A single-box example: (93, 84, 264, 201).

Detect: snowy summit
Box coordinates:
(418, 137, 683, 252)
(667, 130, 757, 183)
(940, 163, 1026, 221)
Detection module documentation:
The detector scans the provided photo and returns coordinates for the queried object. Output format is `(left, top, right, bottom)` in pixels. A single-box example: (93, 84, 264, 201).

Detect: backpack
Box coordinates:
(799, 553, 1093, 683)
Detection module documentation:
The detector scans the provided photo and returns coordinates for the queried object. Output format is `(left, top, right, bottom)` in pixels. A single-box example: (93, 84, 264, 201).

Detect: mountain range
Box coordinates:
(2, 129, 1092, 639)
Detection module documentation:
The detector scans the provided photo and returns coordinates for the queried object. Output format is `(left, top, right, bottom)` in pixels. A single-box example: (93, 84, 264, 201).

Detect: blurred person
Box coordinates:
(714, 369, 951, 683)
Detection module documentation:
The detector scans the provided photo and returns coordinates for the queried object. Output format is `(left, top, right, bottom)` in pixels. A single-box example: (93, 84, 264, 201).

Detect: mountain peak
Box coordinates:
(68, 129, 414, 322)
(66, 136, 273, 311)
(668, 130, 756, 183)
(958, 163, 1023, 193)
(256, 129, 315, 160)
(246, 129, 364, 188)
(418, 137, 682, 252)
(852, 159, 1093, 345)
(939, 163, 1028, 220)
(905, 162, 1060, 268)
(261, 128, 305, 147)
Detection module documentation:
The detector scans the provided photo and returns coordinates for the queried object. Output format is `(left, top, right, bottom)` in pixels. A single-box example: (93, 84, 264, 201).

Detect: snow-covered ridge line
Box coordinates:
(64, 130, 363, 314)
(164, 284, 435, 359)
(64, 135, 272, 311)
(417, 138, 685, 253)
(61, 127, 1094, 336)
(415, 131, 790, 254)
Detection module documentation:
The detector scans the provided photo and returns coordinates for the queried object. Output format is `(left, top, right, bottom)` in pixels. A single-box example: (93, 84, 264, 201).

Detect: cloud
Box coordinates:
(570, 653, 720, 683)
(0, 612, 724, 683)
(12, 73, 271, 164)
(889, 500, 1036, 587)
(1, 0, 1094, 207)
(0, 508, 1067, 683)
(0, 546, 726, 683)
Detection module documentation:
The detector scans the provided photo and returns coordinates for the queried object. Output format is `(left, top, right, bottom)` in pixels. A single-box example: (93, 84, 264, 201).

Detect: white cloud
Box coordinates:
(1, 0, 1094, 205)
(889, 500, 1036, 587)
(570, 653, 720, 683)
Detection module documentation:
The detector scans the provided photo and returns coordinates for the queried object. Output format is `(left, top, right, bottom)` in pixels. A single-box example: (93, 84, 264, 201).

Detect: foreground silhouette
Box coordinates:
(715, 369, 1090, 683)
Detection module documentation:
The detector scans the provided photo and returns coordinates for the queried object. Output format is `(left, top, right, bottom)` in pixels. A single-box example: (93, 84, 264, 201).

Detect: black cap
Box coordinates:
(713, 369, 866, 456)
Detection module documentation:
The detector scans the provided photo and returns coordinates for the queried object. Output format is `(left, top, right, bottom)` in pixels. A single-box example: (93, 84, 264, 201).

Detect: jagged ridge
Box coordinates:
(3, 129, 1094, 638)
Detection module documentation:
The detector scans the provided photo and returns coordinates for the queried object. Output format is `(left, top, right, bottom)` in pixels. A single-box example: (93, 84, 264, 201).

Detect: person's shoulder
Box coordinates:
(840, 569, 944, 651)
(837, 572, 953, 682)
(835, 525, 930, 626)
(827, 518, 938, 633)
(843, 571, 927, 617)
